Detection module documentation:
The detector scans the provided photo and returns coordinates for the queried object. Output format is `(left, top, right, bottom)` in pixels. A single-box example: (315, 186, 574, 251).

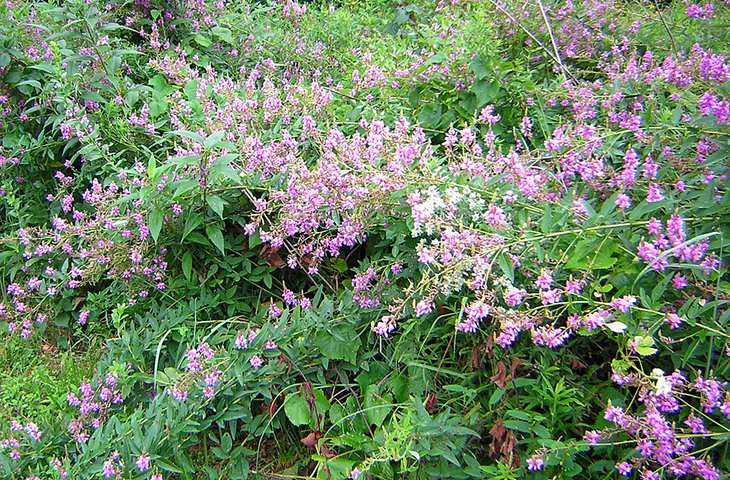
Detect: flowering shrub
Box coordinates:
(0, 0, 728, 479)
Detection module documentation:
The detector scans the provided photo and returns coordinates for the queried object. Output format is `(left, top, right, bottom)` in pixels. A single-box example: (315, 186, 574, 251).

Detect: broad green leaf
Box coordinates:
(206, 195, 226, 219)
(206, 224, 225, 255)
(313, 326, 361, 364)
(284, 393, 310, 426)
(194, 34, 212, 48)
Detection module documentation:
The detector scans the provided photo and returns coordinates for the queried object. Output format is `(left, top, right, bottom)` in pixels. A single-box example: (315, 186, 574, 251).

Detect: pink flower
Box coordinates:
(615, 193, 631, 209)
(136, 454, 151, 472)
(672, 274, 688, 289)
(535, 270, 553, 290)
(583, 430, 601, 444)
(540, 288, 562, 305)
(250, 356, 263, 370)
(664, 313, 682, 329)
(646, 183, 664, 203)
(610, 295, 636, 313)
(503, 287, 527, 307)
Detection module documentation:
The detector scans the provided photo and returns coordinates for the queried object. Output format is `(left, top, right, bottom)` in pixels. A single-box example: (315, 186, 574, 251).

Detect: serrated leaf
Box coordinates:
(635, 346, 657, 356)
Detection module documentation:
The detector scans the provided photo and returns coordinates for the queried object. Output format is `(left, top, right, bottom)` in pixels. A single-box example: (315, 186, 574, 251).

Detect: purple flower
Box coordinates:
(583, 430, 601, 445)
(646, 183, 664, 203)
(615, 193, 632, 209)
(250, 355, 263, 370)
(535, 270, 553, 290)
(504, 287, 527, 307)
(616, 462, 632, 476)
(136, 454, 151, 472)
(540, 288, 562, 305)
(526, 455, 544, 471)
(415, 299, 433, 317)
(684, 414, 707, 434)
(610, 295, 636, 313)
(374, 316, 396, 337)
(604, 404, 625, 423)
(664, 313, 682, 329)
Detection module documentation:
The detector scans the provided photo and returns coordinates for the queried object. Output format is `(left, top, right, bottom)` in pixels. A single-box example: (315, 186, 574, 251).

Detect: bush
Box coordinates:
(0, 0, 728, 479)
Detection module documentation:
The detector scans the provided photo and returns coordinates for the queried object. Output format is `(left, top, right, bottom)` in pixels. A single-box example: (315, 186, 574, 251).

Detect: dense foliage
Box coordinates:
(0, 0, 729, 478)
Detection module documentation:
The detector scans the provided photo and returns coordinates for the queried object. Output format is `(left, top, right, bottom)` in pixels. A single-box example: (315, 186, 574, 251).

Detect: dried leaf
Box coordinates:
(260, 398, 279, 417)
(319, 443, 336, 458)
(260, 245, 286, 269)
(488, 419, 507, 460)
(501, 430, 518, 457)
(490, 360, 511, 388)
(470, 345, 484, 371)
(299, 254, 317, 270)
(568, 358, 586, 371)
(488, 418, 520, 468)
(425, 392, 437, 414)
(485, 335, 494, 360)
(509, 357, 523, 376)
(301, 431, 321, 449)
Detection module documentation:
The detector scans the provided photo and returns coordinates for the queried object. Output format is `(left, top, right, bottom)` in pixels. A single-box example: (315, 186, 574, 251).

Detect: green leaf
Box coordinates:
(470, 56, 491, 80)
(497, 254, 514, 282)
(204, 131, 225, 150)
(211, 26, 234, 44)
(206, 224, 225, 255)
(472, 78, 500, 107)
(182, 251, 193, 281)
(207, 195, 226, 219)
(284, 393, 310, 426)
(332, 258, 348, 273)
(171, 129, 204, 144)
(634, 336, 657, 356)
(149, 208, 164, 243)
(489, 388, 505, 406)
(182, 214, 202, 243)
(418, 103, 442, 129)
(363, 385, 393, 427)
(194, 34, 212, 48)
(313, 325, 361, 364)
(156, 459, 184, 474)
(503, 419, 531, 433)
